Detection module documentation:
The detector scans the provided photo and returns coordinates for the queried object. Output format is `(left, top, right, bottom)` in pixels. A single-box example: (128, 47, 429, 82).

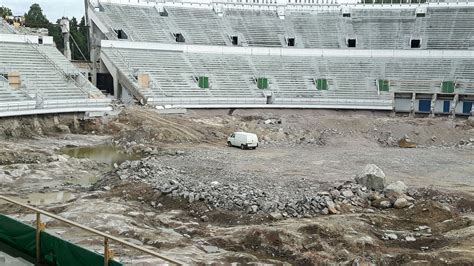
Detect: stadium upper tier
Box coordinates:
(0, 35, 111, 116)
(100, 43, 474, 108)
(91, 3, 474, 49)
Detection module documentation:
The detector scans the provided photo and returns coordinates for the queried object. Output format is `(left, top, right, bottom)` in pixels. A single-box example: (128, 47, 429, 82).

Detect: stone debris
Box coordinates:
(379, 200, 392, 209)
(382, 233, 398, 240)
(384, 181, 408, 195)
(199, 245, 220, 253)
(110, 161, 414, 217)
(405, 236, 416, 242)
(393, 198, 408, 209)
(355, 164, 386, 191)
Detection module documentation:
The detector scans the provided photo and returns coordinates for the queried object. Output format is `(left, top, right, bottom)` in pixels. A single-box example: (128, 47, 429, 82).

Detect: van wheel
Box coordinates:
(227, 141, 232, 147)
(241, 144, 245, 150)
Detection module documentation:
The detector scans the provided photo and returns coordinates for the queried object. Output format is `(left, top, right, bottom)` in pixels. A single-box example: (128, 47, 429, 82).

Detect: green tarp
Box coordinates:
(0, 214, 123, 266)
(0, 214, 36, 257)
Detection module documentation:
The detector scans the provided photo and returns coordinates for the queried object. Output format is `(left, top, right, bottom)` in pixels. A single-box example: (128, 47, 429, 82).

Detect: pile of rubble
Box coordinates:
(112, 159, 415, 218)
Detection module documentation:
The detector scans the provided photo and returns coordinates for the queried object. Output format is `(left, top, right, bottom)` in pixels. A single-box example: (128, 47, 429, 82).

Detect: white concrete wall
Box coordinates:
(434, 99, 449, 113)
(394, 98, 411, 112)
(455, 101, 464, 114)
(0, 34, 53, 45)
(97, 0, 474, 12)
(101, 40, 474, 59)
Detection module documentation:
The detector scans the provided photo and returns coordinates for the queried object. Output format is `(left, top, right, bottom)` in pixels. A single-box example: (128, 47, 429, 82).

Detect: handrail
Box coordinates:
(1, 18, 18, 34)
(0, 195, 183, 265)
(24, 39, 90, 97)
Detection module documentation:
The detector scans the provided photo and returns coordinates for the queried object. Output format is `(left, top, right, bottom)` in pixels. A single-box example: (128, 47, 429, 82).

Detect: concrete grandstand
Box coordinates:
(86, 0, 474, 115)
(0, 20, 111, 118)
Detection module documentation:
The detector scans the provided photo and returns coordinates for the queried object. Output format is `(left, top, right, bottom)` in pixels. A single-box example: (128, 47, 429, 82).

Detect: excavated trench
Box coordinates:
(0, 108, 473, 264)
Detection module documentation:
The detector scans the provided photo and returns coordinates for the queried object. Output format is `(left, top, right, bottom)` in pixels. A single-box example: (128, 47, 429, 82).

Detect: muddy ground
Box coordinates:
(0, 107, 473, 265)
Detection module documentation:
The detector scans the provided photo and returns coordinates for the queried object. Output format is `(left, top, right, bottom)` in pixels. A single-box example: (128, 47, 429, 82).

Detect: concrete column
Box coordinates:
(450, 94, 459, 118)
(409, 92, 416, 117)
(53, 115, 60, 126)
(73, 114, 80, 132)
(33, 116, 43, 135)
(429, 93, 437, 117)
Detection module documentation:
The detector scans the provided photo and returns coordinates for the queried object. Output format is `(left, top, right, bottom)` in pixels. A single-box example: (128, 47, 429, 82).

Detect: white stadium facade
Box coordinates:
(1, 0, 474, 117)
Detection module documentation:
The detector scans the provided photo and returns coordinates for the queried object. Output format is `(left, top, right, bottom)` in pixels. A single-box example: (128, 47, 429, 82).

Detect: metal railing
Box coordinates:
(147, 96, 394, 108)
(24, 39, 91, 96)
(0, 18, 18, 34)
(0, 195, 183, 266)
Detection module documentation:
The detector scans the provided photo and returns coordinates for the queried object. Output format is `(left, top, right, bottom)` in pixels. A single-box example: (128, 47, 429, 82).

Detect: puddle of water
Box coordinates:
(67, 175, 100, 187)
(6, 191, 74, 205)
(60, 144, 142, 166)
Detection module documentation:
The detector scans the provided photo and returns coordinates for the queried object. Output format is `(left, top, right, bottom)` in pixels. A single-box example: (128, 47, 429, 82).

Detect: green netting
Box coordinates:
(0, 214, 123, 266)
(378, 80, 390, 92)
(441, 81, 454, 93)
(41, 232, 122, 266)
(0, 214, 36, 257)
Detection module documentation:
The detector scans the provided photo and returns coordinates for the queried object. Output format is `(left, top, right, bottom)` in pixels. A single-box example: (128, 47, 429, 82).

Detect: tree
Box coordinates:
(0, 6, 12, 18)
(24, 3, 49, 28)
(48, 22, 64, 52)
(69, 16, 90, 61)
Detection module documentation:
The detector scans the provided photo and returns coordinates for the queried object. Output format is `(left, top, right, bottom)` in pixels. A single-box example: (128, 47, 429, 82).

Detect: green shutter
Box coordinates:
(198, 76, 209, 89)
(378, 80, 390, 92)
(257, 77, 268, 89)
(316, 79, 328, 90)
(441, 81, 454, 93)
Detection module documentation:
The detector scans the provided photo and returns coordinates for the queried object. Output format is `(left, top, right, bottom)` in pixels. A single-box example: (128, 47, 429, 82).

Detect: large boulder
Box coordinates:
(355, 164, 386, 191)
(384, 181, 408, 195)
(393, 198, 408, 209)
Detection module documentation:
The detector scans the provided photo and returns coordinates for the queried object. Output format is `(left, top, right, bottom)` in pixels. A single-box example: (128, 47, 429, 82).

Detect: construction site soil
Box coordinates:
(0, 107, 473, 265)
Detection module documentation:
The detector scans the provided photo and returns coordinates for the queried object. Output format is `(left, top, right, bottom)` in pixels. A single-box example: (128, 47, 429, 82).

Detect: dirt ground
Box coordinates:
(0, 107, 473, 264)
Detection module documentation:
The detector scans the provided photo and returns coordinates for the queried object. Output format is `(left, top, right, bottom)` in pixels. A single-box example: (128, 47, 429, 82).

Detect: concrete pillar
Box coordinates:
(409, 92, 416, 117)
(450, 94, 459, 118)
(73, 114, 80, 132)
(429, 93, 437, 117)
(53, 115, 60, 126)
(33, 116, 43, 135)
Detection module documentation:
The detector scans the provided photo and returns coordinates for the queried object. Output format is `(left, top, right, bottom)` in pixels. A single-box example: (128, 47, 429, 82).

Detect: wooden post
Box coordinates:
(104, 237, 109, 266)
(35, 212, 42, 265)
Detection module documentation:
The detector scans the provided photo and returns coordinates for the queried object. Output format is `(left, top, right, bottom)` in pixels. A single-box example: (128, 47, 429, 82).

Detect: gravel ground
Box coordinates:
(124, 140, 474, 196)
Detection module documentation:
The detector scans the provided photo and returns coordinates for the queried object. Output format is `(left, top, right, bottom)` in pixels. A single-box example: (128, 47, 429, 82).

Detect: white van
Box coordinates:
(227, 132, 259, 149)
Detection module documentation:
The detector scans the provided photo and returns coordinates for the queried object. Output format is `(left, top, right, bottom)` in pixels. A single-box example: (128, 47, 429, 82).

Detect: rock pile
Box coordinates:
(112, 160, 414, 218)
(457, 138, 474, 147)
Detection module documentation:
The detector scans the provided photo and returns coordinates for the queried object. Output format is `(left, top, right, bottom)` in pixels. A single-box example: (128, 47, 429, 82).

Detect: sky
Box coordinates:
(1, 0, 85, 21)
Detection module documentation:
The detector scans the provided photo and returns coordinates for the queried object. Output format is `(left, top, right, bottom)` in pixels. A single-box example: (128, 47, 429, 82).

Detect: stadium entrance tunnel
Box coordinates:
(97, 73, 114, 95)
(114, 29, 128, 40)
(174, 33, 185, 43)
(286, 37, 295, 47)
(347, 38, 356, 48)
(410, 38, 421, 48)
